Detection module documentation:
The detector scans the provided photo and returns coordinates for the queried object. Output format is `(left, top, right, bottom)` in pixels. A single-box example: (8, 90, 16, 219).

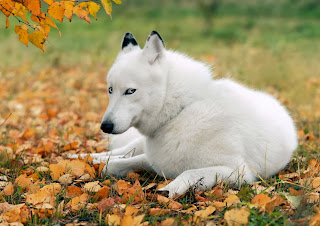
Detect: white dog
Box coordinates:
(74, 31, 298, 198)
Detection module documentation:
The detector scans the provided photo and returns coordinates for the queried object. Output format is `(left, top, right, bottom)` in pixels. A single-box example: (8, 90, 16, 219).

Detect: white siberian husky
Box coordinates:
(75, 31, 298, 198)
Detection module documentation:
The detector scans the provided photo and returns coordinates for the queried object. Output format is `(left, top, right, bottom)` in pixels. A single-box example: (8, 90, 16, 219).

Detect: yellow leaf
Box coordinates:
(73, 4, 90, 23)
(224, 194, 240, 207)
(101, 0, 112, 18)
(88, 2, 100, 20)
(23, 0, 41, 16)
(48, 2, 65, 22)
(106, 214, 121, 226)
(14, 25, 29, 46)
(29, 30, 46, 51)
(120, 214, 145, 226)
(112, 0, 122, 4)
(43, 0, 55, 5)
(62, 0, 74, 22)
(224, 208, 250, 225)
(49, 164, 65, 180)
(12, 2, 28, 23)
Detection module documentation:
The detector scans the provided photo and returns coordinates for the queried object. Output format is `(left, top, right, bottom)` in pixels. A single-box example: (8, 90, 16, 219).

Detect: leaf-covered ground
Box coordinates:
(0, 62, 320, 226)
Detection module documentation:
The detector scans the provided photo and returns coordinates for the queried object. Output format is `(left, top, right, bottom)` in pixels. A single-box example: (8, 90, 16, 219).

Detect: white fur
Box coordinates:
(76, 32, 298, 198)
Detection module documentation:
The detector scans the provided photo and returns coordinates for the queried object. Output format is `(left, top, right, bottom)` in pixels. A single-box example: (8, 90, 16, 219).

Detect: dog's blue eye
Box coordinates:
(108, 87, 113, 94)
(124, 88, 136, 95)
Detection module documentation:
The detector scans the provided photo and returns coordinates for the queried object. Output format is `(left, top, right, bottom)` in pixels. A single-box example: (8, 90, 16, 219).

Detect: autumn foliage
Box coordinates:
(0, 0, 121, 51)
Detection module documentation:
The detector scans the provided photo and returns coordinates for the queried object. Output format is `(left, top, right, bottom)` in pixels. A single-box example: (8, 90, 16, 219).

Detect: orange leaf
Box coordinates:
(73, 4, 90, 23)
(21, 127, 36, 139)
(251, 193, 271, 207)
(43, 0, 55, 5)
(49, 164, 65, 180)
(29, 30, 46, 51)
(5, 16, 9, 28)
(149, 208, 170, 216)
(0, 0, 15, 17)
(15, 174, 33, 189)
(2, 182, 14, 196)
(62, 141, 79, 151)
(66, 186, 83, 198)
(62, 0, 74, 21)
(14, 25, 29, 47)
(24, 0, 41, 16)
(47, 2, 65, 22)
(116, 180, 131, 195)
(224, 194, 240, 207)
(93, 186, 110, 200)
(112, 0, 122, 4)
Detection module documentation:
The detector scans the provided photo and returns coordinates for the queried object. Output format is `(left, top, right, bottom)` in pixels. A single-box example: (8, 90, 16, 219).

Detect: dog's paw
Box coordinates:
(158, 179, 190, 198)
(66, 154, 80, 159)
(101, 159, 132, 177)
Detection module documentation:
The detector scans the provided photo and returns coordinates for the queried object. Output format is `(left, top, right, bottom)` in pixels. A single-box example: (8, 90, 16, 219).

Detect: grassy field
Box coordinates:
(1, 0, 320, 225)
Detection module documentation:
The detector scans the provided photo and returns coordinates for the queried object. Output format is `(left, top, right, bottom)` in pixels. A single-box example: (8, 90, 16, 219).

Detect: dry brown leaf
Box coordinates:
(15, 174, 33, 189)
(2, 182, 14, 196)
(160, 217, 175, 226)
(83, 181, 101, 193)
(58, 174, 73, 185)
(265, 195, 287, 212)
(97, 197, 116, 212)
(193, 205, 216, 223)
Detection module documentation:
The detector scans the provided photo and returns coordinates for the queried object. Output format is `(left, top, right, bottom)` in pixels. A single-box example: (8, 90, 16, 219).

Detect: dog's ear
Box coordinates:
(121, 32, 139, 53)
(143, 31, 165, 64)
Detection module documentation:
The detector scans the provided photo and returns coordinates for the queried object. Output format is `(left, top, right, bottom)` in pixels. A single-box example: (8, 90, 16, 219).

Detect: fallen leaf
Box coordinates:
(93, 186, 110, 200)
(49, 164, 65, 180)
(106, 214, 121, 226)
(116, 180, 131, 195)
(66, 186, 83, 198)
(2, 182, 14, 196)
(224, 208, 250, 225)
(224, 194, 240, 207)
(149, 208, 170, 216)
(83, 181, 101, 193)
(251, 193, 271, 207)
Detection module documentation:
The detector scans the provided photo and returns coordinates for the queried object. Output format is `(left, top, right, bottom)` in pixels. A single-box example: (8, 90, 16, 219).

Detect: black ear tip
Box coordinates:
(149, 30, 164, 46)
(124, 32, 134, 39)
(122, 32, 138, 49)
(150, 30, 159, 36)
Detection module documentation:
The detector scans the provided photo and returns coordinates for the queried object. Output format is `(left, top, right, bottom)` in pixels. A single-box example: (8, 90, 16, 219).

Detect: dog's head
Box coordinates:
(101, 31, 168, 134)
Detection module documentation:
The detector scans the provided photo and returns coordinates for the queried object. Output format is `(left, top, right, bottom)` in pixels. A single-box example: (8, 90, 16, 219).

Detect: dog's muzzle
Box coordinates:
(100, 122, 114, 134)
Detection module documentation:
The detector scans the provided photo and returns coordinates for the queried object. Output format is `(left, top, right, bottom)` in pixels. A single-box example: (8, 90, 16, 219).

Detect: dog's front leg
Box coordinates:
(159, 166, 256, 198)
(102, 153, 152, 177)
(67, 137, 146, 162)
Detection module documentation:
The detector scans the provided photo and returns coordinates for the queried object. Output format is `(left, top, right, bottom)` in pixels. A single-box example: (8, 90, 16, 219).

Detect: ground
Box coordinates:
(0, 1, 320, 225)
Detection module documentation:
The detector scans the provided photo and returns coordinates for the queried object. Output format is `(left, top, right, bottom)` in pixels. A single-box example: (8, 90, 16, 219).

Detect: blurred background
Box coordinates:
(1, 0, 320, 128)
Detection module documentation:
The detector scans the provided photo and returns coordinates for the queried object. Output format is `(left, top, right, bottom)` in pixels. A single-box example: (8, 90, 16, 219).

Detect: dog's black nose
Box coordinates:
(100, 122, 114, 134)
